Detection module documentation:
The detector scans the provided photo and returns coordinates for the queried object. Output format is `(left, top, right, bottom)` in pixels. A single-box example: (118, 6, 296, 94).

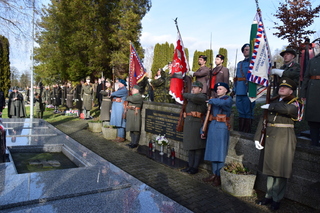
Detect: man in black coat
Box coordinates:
(0, 90, 5, 117)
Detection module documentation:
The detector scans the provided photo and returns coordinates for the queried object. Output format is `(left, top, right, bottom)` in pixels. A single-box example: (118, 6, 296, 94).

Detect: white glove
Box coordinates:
(261, 104, 270, 109)
(255, 140, 264, 150)
(147, 79, 152, 83)
(188, 71, 195, 77)
(271, 69, 284, 77)
(81, 98, 83, 101)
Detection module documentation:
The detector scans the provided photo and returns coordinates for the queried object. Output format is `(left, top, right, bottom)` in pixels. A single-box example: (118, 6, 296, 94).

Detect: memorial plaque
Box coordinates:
(145, 109, 183, 141)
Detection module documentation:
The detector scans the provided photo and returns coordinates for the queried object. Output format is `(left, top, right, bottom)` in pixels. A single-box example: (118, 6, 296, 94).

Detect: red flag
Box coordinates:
(169, 31, 189, 104)
(129, 43, 146, 90)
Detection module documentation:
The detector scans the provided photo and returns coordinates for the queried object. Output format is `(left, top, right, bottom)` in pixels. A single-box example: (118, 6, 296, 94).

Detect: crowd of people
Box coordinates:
(0, 42, 319, 211)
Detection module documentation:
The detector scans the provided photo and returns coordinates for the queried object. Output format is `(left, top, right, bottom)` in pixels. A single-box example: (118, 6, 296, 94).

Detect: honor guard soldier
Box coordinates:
(81, 76, 93, 119)
(125, 85, 143, 148)
(233, 43, 255, 132)
(188, 55, 210, 95)
(255, 78, 301, 211)
(180, 81, 207, 175)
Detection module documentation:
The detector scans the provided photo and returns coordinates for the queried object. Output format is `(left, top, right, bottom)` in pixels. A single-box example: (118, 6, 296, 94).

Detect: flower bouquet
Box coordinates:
(155, 134, 169, 155)
(155, 134, 169, 146)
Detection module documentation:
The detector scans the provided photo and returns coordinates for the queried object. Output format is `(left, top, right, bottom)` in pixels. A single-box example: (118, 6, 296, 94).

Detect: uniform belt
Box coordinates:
(209, 114, 230, 121)
(310, 75, 320, 80)
(183, 111, 203, 118)
(126, 106, 141, 110)
(84, 93, 90, 95)
(67, 94, 73, 96)
(267, 123, 294, 128)
(234, 77, 246, 81)
(103, 98, 110, 101)
(112, 98, 123, 102)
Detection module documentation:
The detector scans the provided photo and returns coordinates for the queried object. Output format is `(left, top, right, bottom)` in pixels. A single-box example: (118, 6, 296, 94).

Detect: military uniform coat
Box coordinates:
(53, 87, 62, 106)
(210, 66, 230, 98)
(194, 66, 210, 94)
(110, 87, 127, 127)
(125, 93, 143, 132)
(81, 83, 93, 110)
(280, 62, 300, 86)
(99, 88, 112, 121)
(254, 95, 299, 178)
(151, 72, 167, 103)
(204, 96, 233, 162)
(66, 86, 74, 109)
(182, 92, 207, 150)
(301, 54, 320, 122)
(8, 92, 26, 118)
(75, 84, 83, 110)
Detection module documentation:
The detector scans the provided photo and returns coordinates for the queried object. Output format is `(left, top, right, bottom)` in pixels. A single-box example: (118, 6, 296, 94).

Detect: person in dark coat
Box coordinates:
(150, 69, 167, 103)
(8, 86, 26, 118)
(180, 81, 207, 175)
(188, 55, 210, 95)
(0, 90, 5, 117)
(271, 47, 300, 96)
(202, 82, 233, 186)
(75, 80, 84, 116)
(96, 77, 105, 108)
(52, 84, 62, 113)
(110, 79, 128, 142)
(66, 82, 75, 110)
(255, 78, 301, 211)
(209, 54, 230, 98)
(81, 76, 93, 119)
(301, 53, 320, 146)
(233, 43, 255, 133)
(125, 85, 143, 148)
(99, 79, 113, 121)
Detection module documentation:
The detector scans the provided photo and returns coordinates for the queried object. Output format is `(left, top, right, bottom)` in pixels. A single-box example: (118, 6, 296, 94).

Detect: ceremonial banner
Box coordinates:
(129, 43, 146, 91)
(247, 12, 272, 102)
(169, 31, 189, 104)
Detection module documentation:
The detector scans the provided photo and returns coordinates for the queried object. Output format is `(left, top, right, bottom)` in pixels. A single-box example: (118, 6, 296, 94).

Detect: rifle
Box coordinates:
(201, 102, 211, 138)
(176, 75, 191, 132)
(259, 63, 275, 147)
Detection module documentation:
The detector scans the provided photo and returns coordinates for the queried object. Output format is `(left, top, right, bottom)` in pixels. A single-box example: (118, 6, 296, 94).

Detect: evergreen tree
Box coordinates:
(218, 48, 228, 67)
(0, 35, 11, 96)
(34, 0, 151, 83)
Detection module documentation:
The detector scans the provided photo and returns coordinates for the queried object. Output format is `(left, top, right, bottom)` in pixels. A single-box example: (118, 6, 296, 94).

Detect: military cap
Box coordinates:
(133, 85, 140, 90)
(241, 43, 250, 53)
(192, 81, 203, 88)
(199, 55, 207, 61)
(216, 54, 225, 60)
(119, 79, 127, 86)
(213, 82, 230, 94)
(86, 76, 91, 80)
(279, 77, 297, 91)
(280, 47, 296, 58)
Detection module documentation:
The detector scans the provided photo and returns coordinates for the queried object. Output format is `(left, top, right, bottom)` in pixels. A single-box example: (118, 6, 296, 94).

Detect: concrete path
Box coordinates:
(53, 119, 316, 213)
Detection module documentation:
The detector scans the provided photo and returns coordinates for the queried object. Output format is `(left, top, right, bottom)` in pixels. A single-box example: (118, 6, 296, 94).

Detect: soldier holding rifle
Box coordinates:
(201, 82, 233, 186)
(180, 81, 207, 175)
(254, 77, 301, 211)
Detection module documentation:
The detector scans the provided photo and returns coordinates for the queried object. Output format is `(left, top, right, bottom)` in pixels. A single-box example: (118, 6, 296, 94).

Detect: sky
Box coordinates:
(140, 0, 320, 75)
(10, 0, 320, 77)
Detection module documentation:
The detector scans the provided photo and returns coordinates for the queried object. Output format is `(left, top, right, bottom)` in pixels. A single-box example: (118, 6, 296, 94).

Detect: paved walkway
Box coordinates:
(52, 119, 316, 213)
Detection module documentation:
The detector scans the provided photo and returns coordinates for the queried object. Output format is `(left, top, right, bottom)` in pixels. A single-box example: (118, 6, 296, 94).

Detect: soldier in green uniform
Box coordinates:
(34, 82, 44, 118)
(125, 85, 143, 148)
(150, 68, 169, 103)
(81, 76, 93, 119)
(180, 81, 207, 175)
(271, 47, 300, 96)
(255, 77, 301, 211)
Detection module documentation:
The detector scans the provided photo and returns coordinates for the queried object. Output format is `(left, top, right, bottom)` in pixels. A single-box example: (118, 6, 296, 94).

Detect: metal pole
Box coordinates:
(30, 0, 35, 119)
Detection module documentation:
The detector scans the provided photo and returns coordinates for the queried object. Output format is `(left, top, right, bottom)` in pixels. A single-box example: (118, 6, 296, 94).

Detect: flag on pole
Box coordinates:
(169, 30, 189, 104)
(247, 11, 272, 102)
(129, 43, 146, 91)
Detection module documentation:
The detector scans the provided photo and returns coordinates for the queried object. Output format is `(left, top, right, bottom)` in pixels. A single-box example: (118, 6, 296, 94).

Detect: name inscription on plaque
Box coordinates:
(145, 109, 183, 141)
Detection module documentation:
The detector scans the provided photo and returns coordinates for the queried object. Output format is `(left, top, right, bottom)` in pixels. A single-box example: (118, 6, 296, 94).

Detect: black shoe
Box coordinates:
(180, 167, 190, 173)
(125, 143, 132, 147)
(270, 201, 280, 211)
(187, 167, 198, 174)
(258, 197, 272, 205)
(129, 144, 138, 149)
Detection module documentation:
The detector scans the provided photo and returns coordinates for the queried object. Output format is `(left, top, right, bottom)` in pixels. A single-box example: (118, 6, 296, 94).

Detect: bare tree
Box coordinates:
(273, 0, 320, 50)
